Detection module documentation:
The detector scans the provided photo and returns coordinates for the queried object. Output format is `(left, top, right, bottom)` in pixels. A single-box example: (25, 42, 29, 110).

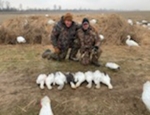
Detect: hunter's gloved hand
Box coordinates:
(93, 46, 99, 52)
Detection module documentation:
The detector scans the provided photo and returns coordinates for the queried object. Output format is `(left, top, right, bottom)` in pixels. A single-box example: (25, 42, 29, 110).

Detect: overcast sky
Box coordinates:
(6, 0, 150, 11)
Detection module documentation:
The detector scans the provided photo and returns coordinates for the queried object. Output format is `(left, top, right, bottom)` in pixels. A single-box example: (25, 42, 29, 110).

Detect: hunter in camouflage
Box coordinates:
(77, 18, 102, 67)
(42, 13, 80, 61)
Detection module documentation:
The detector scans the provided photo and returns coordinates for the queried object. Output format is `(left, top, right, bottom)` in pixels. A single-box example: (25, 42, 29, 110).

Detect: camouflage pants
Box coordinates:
(80, 48, 102, 65)
(50, 39, 80, 61)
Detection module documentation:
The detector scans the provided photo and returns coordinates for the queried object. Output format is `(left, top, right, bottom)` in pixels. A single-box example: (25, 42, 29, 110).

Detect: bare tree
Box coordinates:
(0, 0, 4, 10)
(53, 4, 56, 10)
(58, 5, 61, 10)
(5, 1, 10, 10)
(0, 0, 2, 9)
(26, 6, 29, 10)
(19, 3, 22, 11)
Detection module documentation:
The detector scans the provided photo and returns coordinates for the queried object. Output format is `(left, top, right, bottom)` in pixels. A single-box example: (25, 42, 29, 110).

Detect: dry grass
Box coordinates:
(0, 13, 150, 45)
(0, 12, 150, 115)
(0, 44, 150, 115)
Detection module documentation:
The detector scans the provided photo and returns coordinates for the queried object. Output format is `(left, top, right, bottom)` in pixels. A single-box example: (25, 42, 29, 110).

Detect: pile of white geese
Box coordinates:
(36, 70, 113, 90)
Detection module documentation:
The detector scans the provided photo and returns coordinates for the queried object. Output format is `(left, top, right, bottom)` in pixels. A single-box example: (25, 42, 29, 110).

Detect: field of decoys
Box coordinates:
(0, 11, 150, 115)
(1, 13, 150, 45)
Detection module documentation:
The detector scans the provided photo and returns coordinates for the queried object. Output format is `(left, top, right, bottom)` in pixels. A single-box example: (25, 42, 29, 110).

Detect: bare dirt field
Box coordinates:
(0, 12, 150, 115)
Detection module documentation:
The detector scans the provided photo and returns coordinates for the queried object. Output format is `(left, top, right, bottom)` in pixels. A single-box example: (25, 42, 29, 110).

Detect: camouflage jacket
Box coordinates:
(77, 26, 101, 51)
(51, 17, 80, 50)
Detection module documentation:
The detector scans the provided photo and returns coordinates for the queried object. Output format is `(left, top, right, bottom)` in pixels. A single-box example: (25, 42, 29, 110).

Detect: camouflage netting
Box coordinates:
(0, 14, 150, 45)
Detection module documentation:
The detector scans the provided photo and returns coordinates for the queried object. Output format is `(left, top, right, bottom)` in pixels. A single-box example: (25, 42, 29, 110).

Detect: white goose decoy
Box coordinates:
(45, 14, 49, 17)
(90, 19, 97, 24)
(105, 62, 120, 70)
(17, 36, 26, 43)
(136, 21, 141, 25)
(147, 23, 150, 27)
(142, 81, 150, 112)
(126, 35, 139, 47)
(142, 20, 148, 24)
(39, 96, 54, 115)
(99, 34, 105, 41)
(127, 19, 133, 26)
(47, 19, 55, 25)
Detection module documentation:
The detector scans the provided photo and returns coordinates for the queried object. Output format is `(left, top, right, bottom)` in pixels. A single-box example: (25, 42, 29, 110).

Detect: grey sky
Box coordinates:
(6, 0, 150, 10)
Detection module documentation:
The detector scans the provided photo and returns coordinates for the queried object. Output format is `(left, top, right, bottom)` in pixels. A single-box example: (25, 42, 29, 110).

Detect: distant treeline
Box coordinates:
(0, 0, 144, 13)
(0, 8, 117, 11)
(0, 8, 141, 14)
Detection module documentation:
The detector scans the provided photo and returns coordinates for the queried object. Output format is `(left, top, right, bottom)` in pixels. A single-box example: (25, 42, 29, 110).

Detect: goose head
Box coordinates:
(127, 35, 131, 40)
(41, 96, 50, 107)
